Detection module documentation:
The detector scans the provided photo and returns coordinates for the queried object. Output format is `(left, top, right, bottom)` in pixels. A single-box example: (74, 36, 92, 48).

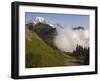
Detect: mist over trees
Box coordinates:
(73, 44, 89, 55)
(72, 44, 89, 65)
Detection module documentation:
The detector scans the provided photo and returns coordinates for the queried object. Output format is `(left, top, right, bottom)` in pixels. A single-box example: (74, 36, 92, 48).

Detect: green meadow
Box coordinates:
(25, 28, 66, 68)
(25, 28, 85, 68)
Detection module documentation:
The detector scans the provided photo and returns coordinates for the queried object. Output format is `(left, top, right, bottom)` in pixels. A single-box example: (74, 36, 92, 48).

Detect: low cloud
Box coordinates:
(53, 27, 89, 52)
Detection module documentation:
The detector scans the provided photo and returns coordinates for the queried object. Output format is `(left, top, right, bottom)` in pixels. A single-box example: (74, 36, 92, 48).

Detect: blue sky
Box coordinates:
(25, 12, 89, 29)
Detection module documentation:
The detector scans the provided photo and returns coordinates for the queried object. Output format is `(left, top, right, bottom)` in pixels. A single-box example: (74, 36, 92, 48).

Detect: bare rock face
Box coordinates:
(33, 23, 57, 45)
(27, 22, 57, 46)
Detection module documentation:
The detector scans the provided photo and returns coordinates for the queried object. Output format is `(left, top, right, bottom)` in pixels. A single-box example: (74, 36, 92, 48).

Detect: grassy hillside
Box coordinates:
(25, 27, 86, 68)
(25, 28, 66, 68)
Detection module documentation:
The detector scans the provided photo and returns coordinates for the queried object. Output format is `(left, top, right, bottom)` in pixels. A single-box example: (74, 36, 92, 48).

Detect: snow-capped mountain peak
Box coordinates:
(33, 16, 64, 29)
(33, 16, 45, 24)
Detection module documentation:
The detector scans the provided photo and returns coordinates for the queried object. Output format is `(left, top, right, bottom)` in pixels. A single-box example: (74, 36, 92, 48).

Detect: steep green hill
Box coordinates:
(25, 28, 66, 68)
